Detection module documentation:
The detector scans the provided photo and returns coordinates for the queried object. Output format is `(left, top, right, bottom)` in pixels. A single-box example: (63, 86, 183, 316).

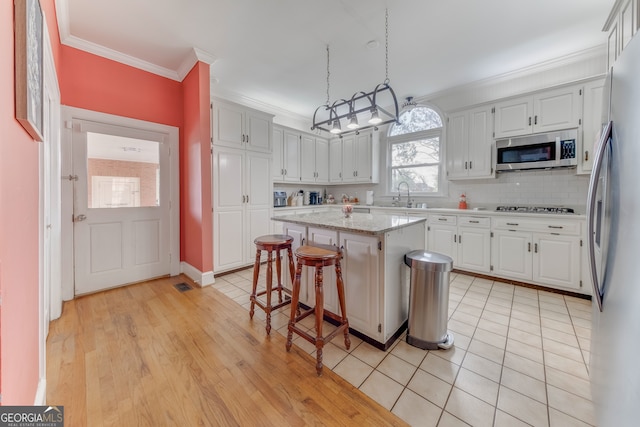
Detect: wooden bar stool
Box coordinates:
(286, 244, 350, 376)
(249, 234, 295, 335)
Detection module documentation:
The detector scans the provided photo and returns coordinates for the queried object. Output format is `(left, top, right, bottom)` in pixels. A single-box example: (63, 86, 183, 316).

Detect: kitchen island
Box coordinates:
(272, 211, 426, 350)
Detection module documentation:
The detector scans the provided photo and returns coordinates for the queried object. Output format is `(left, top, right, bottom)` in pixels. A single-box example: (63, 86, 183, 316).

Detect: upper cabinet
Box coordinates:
(273, 125, 329, 184)
(330, 130, 380, 184)
(300, 135, 329, 183)
(604, 0, 638, 69)
(447, 105, 494, 180)
(494, 86, 582, 139)
(211, 99, 273, 153)
(578, 79, 606, 175)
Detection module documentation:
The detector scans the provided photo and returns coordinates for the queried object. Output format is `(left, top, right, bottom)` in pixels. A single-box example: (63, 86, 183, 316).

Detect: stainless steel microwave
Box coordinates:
(495, 129, 578, 172)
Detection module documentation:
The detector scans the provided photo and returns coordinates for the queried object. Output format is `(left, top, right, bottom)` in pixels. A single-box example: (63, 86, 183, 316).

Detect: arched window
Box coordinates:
(388, 105, 444, 195)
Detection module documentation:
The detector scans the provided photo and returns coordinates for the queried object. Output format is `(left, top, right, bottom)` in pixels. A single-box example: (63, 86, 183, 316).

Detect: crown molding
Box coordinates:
(55, 0, 215, 82)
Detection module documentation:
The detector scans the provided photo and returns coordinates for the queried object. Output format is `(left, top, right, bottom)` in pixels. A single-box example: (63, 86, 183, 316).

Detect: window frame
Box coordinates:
(386, 105, 447, 197)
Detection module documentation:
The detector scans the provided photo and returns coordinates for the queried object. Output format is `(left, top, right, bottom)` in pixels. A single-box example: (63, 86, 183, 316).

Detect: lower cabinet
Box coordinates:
(305, 227, 339, 313)
(491, 217, 583, 292)
(427, 215, 458, 264)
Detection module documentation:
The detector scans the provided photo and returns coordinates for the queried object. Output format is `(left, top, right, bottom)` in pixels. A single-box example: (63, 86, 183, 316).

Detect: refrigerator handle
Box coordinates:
(586, 120, 613, 312)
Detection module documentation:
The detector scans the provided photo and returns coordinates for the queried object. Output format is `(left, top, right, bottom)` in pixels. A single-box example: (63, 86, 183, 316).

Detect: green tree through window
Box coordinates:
(388, 105, 443, 194)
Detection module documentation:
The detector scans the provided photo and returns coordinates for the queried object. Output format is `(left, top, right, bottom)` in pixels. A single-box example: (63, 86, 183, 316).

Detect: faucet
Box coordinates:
(397, 181, 411, 208)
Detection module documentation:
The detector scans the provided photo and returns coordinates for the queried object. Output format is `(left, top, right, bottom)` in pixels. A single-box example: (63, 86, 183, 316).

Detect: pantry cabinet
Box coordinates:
(447, 105, 494, 179)
(493, 86, 582, 138)
(213, 146, 272, 272)
(211, 99, 272, 153)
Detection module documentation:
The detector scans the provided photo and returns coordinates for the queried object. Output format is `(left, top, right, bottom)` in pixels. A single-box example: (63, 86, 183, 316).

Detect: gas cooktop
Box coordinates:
(495, 206, 576, 214)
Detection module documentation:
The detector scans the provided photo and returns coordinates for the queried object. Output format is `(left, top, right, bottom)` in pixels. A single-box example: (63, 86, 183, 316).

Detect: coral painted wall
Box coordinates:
(0, 0, 44, 404)
(0, 0, 213, 404)
(181, 62, 213, 274)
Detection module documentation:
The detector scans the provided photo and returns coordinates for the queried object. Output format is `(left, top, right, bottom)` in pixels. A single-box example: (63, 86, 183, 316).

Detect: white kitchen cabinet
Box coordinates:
(329, 139, 343, 183)
(272, 126, 302, 182)
(305, 227, 339, 312)
(300, 135, 329, 183)
(604, 0, 638, 69)
(280, 222, 306, 292)
(491, 216, 583, 292)
(341, 232, 380, 339)
(533, 234, 581, 289)
(447, 105, 493, 179)
(211, 99, 272, 153)
(213, 147, 272, 272)
(494, 86, 582, 138)
(457, 216, 491, 273)
(330, 130, 379, 183)
(427, 214, 457, 264)
(578, 79, 606, 174)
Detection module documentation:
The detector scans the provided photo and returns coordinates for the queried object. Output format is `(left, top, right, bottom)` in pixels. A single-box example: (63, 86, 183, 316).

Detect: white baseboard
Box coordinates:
(180, 262, 215, 287)
(34, 378, 46, 405)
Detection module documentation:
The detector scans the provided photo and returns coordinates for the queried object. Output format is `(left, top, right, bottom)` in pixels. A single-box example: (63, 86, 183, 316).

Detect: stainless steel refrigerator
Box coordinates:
(587, 32, 640, 427)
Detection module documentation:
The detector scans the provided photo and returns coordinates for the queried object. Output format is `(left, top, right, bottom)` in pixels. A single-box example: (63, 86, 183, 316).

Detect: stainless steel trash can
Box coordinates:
(404, 250, 454, 350)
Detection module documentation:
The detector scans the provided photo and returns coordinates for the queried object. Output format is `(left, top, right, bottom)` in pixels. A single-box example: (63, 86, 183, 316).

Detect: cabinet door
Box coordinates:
(355, 133, 372, 182)
(281, 223, 306, 295)
(283, 131, 301, 182)
(620, 0, 636, 53)
(579, 80, 605, 174)
(245, 112, 271, 153)
(212, 102, 245, 148)
(341, 136, 356, 182)
(494, 97, 533, 138)
(212, 148, 245, 270)
(446, 112, 468, 179)
(306, 227, 339, 313)
(341, 232, 380, 338)
(428, 224, 457, 264)
(246, 152, 272, 263)
(533, 234, 581, 290)
(315, 138, 329, 183)
(458, 226, 491, 273)
(533, 86, 581, 133)
(300, 134, 317, 183)
(272, 127, 285, 181)
(467, 107, 493, 178)
(329, 140, 343, 183)
(491, 230, 532, 281)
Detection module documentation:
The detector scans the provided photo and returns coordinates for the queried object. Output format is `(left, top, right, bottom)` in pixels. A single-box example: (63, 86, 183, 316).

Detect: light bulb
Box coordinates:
(368, 109, 382, 125)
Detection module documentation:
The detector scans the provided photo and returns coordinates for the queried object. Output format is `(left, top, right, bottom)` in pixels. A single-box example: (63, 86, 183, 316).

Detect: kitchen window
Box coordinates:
(388, 105, 444, 195)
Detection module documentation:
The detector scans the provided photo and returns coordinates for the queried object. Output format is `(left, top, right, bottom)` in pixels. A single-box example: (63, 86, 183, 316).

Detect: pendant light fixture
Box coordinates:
(311, 8, 399, 137)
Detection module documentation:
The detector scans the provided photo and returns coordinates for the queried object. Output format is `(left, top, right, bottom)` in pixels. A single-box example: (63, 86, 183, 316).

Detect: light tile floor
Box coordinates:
(212, 268, 595, 427)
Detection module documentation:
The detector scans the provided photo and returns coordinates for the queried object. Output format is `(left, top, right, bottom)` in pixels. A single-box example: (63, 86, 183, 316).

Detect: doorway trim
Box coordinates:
(60, 107, 180, 300)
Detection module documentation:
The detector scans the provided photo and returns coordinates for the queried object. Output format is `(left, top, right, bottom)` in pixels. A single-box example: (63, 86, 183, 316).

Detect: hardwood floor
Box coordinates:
(46, 275, 408, 427)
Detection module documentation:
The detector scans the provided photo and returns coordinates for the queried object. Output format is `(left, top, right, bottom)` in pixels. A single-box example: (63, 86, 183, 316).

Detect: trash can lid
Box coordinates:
(404, 250, 453, 272)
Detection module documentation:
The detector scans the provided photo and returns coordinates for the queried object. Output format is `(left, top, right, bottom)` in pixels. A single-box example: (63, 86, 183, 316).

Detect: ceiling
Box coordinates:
(57, 0, 614, 120)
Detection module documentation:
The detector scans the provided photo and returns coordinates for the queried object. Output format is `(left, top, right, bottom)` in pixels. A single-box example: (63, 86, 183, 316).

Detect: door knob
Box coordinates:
(75, 214, 87, 222)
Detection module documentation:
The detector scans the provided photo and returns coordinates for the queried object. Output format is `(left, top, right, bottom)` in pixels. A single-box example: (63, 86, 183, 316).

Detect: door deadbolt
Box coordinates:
(74, 214, 87, 222)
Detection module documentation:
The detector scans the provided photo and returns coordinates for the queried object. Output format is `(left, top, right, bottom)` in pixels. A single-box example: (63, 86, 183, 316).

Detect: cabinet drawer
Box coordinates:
(428, 214, 457, 225)
(492, 217, 580, 235)
(458, 216, 490, 228)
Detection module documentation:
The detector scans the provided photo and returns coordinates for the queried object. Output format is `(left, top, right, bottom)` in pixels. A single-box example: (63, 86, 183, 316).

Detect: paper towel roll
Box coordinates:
(365, 191, 374, 206)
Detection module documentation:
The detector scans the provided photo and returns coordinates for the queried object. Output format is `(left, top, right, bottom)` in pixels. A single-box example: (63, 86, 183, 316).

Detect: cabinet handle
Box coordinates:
(506, 222, 519, 226)
(469, 161, 472, 169)
(465, 161, 468, 170)
(458, 235, 462, 244)
(470, 220, 480, 224)
(534, 115, 538, 125)
(585, 150, 589, 161)
(438, 218, 447, 221)
(242, 134, 246, 143)
(246, 134, 249, 143)
(454, 235, 457, 243)
(548, 225, 563, 229)
(534, 243, 538, 253)
(528, 242, 531, 252)
(246, 194, 249, 203)
(528, 117, 532, 126)
(284, 169, 287, 175)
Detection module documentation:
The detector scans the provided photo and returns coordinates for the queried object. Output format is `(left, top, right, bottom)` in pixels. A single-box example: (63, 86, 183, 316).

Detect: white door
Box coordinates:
(492, 230, 532, 281)
(71, 120, 172, 295)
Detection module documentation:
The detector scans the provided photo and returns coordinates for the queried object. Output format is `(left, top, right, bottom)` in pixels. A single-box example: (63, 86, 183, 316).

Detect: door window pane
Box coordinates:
(87, 132, 160, 208)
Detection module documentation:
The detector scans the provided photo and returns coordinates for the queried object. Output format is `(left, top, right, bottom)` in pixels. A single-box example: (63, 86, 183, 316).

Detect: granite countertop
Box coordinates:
(272, 211, 426, 235)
